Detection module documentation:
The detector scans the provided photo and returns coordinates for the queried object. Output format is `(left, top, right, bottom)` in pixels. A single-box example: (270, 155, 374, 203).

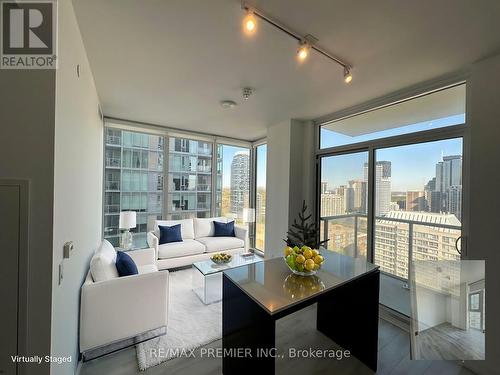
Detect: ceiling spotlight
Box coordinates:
(297, 40, 310, 61)
(344, 67, 353, 83)
(243, 9, 257, 35)
(220, 100, 237, 109)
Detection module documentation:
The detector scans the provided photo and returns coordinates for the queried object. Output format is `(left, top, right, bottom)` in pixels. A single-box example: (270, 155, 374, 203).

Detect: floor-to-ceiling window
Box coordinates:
(317, 83, 466, 314)
(103, 128, 164, 248)
(255, 143, 267, 250)
(167, 136, 215, 219)
(215, 144, 250, 225)
(103, 124, 261, 249)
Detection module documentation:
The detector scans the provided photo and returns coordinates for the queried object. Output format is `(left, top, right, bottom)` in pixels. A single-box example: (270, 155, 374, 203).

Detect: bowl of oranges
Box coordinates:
(283, 245, 324, 276)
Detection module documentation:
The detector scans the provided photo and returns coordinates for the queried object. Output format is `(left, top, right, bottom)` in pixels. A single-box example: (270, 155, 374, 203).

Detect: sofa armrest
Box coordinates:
(127, 248, 155, 267)
(147, 231, 159, 260)
(80, 270, 169, 352)
(234, 225, 249, 251)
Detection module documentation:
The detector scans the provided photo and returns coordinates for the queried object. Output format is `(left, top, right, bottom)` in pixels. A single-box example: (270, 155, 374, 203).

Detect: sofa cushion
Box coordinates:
(193, 217, 227, 238)
(213, 221, 235, 237)
(137, 264, 158, 274)
(158, 239, 206, 259)
(159, 224, 182, 244)
(90, 240, 119, 282)
(115, 251, 139, 277)
(155, 219, 194, 240)
(196, 237, 245, 253)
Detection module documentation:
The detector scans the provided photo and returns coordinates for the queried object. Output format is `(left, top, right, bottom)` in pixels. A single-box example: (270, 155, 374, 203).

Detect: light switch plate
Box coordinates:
(63, 241, 74, 259)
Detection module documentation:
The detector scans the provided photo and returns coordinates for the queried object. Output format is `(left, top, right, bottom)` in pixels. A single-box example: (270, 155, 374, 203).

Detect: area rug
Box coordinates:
(136, 268, 222, 371)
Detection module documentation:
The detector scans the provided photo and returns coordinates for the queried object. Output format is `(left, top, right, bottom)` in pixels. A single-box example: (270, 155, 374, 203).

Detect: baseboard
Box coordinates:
(379, 304, 411, 332)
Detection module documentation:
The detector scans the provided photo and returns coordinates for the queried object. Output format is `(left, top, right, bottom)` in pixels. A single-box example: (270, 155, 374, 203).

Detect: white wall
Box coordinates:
(415, 287, 448, 331)
(50, 0, 103, 373)
(467, 51, 500, 375)
(288, 120, 316, 225)
(265, 121, 291, 258)
(265, 119, 316, 258)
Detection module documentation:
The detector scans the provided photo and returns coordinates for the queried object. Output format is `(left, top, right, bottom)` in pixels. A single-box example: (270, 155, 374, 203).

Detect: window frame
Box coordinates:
(252, 139, 267, 252)
(314, 80, 470, 283)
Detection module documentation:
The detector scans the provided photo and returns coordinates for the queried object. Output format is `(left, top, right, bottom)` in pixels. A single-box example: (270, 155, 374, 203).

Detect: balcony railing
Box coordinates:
(104, 204, 120, 214)
(106, 135, 121, 145)
(105, 181, 120, 191)
(320, 213, 462, 280)
(105, 157, 121, 168)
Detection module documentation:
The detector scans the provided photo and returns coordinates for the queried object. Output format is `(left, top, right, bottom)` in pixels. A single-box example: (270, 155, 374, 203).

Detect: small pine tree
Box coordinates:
(284, 200, 329, 249)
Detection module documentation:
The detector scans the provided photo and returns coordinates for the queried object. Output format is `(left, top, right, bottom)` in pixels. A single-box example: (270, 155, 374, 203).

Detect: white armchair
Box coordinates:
(80, 248, 169, 356)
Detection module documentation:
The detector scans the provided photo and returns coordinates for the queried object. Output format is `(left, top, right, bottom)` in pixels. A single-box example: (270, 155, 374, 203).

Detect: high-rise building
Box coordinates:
(320, 193, 345, 216)
(347, 179, 367, 213)
(167, 137, 219, 220)
(406, 190, 426, 211)
(375, 210, 461, 278)
(433, 155, 462, 218)
(448, 185, 462, 220)
(435, 155, 462, 192)
(103, 128, 164, 247)
(365, 161, 392, 216)
(230, 151, 250, 216)
(321, 182, 328, 194)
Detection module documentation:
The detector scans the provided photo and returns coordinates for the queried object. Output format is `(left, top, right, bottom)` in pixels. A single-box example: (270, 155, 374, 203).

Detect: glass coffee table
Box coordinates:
(192, 253, 263, 304)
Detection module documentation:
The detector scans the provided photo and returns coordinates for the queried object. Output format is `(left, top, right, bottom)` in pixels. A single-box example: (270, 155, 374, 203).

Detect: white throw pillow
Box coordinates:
(155, 219, 194, 240)
(90, 239, 119, 282)
(193, 217, 227, 238)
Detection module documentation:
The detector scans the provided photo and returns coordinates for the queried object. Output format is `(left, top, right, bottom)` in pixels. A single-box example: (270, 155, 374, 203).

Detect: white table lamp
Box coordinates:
(243, 208, 255, 223)
(119, 211, 136, 250)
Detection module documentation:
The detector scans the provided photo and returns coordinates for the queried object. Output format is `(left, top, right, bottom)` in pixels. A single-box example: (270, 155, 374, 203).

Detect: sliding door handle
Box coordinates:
(455, 236, 462, 255)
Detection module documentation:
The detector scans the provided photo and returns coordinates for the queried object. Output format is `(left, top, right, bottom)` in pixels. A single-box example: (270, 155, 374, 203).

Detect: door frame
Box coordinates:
(0, 179, 30, 375)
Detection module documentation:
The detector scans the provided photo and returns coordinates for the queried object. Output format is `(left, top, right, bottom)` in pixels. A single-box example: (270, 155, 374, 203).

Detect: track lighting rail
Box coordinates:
(241, 1, 352, 72)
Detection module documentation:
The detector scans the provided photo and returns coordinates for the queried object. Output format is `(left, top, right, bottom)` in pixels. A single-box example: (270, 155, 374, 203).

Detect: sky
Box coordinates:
(220, 144, 267, 188)
(321, 117, 464, 192)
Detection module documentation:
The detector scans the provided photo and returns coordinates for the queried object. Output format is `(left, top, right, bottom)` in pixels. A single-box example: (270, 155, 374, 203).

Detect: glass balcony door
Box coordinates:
(319, 151, 369, 261)
(374, 138, 463, 280)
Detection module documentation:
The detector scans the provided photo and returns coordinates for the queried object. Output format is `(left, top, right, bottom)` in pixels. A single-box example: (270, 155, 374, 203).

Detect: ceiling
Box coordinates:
(73, 0, 500, 141)
(325, 84, 465, 136)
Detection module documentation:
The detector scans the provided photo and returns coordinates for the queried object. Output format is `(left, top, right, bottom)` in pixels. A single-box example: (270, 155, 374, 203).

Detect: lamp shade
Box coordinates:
(243, 208, 256, 223)
(119, 211, 136, 230)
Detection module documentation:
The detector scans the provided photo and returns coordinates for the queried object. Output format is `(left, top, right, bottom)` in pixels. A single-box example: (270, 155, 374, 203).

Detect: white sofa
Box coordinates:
(80, 240, 169, 356)
(147, 217, 248, 270)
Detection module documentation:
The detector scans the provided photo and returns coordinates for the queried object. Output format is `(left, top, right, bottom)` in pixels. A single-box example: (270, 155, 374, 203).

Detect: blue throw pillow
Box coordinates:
(213, 221, 235, 237)
(115, 251, 138, 277)
(159, 224, 183, 244)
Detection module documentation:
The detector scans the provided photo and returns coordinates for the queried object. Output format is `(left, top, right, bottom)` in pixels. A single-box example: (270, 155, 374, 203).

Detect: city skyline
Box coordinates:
(321, 138, 463, 192)
(321, 140, 463, 221)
